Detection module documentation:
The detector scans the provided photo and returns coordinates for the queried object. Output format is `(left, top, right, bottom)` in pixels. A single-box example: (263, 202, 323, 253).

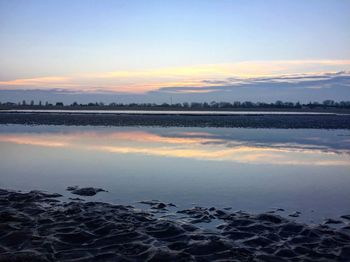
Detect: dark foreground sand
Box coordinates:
(1, 189, 350, 261)
(1, 112, 350, 129)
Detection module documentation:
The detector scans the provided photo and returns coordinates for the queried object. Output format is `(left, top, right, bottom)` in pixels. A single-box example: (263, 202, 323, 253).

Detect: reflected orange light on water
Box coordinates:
(0, 130, 349, 166)
(0, 135, 68, 147)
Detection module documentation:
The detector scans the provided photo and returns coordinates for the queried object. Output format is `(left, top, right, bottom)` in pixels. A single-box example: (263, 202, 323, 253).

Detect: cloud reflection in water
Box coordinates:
(0, 127, 349, 166)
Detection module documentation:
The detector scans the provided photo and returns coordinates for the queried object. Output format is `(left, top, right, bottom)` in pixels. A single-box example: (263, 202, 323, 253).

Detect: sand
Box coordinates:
(1, 188, 350, 261)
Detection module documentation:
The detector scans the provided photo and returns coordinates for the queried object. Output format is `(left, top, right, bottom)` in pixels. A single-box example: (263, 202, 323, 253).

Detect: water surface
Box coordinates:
(0, 124, 349, 224)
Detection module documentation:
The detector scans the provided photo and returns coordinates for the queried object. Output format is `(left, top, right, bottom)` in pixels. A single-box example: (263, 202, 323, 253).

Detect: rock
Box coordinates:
(279, 223, 304, 237)
(323, 218, 343, 225)
(190, 215, 212, 224)
(67, 186, 107, 196)
(222, 231, 254, 240)
(256, 214, 283, 224)
(30, 191, 62, 198)
(152, 203, 167, 209)
(228, 218, 254, 227)
(66, 186, 78, 191)
(289, 211, 300, 217)
(215, 210, 228, 218)
(139, 200, 168, 209)
(340, 214, 350, 220)
(139, 200, 158, 206)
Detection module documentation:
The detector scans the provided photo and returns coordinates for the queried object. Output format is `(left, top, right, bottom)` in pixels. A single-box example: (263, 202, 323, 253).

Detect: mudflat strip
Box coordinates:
(1, 112, 350, 129)
(0, 189, 350, 261)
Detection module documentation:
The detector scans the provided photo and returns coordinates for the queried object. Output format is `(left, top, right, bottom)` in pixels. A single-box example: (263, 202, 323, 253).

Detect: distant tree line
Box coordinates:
(1, 100, 350, 109)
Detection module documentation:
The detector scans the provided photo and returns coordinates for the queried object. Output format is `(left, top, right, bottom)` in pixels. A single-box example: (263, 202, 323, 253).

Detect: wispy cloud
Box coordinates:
(0, 76, 73, 87)
(155, 71, 350, 94)
(1, 60, 350, 94)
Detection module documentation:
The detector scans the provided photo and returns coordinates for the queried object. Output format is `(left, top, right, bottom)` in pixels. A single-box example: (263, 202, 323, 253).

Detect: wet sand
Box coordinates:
(1, 112, 350, 129)
(1, 188, 350, 261)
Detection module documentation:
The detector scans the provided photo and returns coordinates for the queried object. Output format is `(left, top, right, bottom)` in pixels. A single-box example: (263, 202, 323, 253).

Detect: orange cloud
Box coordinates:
(1, 60, 350, 93)
(0, 76, 74, 87)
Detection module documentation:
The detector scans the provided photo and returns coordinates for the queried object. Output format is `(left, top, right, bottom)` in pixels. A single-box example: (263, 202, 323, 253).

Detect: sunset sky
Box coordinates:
(1, 0, 350, 102)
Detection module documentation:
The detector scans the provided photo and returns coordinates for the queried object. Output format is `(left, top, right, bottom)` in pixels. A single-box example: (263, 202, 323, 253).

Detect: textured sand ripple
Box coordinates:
(0, 189, 350, 261)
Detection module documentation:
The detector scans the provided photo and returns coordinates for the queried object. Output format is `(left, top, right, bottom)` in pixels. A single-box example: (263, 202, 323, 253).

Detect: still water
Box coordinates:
(0, 124, 350, 224)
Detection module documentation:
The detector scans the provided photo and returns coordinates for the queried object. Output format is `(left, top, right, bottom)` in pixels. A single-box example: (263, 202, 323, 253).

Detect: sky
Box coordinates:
(1, 0, 350, 103)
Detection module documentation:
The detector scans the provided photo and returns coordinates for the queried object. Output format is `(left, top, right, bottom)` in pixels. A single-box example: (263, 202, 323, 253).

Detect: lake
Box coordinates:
(1, 124, 350, 225)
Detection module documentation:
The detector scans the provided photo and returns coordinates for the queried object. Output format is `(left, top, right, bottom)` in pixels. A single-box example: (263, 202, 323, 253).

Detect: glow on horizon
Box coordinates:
(1, 1, 349, 97)
(1, 60, 350, 94)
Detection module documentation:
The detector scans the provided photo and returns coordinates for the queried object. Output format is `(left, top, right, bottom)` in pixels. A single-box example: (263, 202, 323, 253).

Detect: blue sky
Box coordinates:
(0, 0, 350, 102)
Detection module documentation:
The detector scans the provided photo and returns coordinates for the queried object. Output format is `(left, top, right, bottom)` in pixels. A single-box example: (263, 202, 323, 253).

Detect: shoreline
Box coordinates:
(2, 109, 350, 115)
(1, 188, 350, 261)
(2, 106, 350, 114)
(1, 112, 350, 129)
